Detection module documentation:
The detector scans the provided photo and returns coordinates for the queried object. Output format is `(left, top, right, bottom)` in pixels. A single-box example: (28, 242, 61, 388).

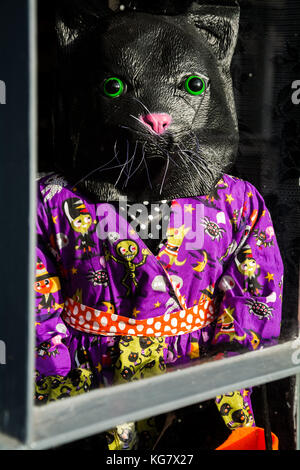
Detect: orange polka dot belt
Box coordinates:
(62, 295, 216, 337)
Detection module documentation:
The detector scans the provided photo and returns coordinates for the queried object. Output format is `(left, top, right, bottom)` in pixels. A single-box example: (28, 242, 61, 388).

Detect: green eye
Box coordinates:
(103, 77, 125, 98)
(184, 75, 206, 95)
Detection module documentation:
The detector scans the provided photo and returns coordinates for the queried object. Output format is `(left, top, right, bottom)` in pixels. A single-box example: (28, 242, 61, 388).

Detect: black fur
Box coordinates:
(54, 3, 240, 202)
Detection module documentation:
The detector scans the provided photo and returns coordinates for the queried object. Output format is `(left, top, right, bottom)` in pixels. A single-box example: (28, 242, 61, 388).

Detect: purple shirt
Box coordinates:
(35, 173, 283, 383)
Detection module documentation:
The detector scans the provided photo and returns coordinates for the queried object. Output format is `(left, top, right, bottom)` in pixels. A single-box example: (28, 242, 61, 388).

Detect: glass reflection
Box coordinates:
(34, 0, 299, 451)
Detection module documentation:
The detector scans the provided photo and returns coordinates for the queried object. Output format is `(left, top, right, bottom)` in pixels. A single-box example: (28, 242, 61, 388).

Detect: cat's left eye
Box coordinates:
(103, 77, 126, 98)
(184, 75, 206, 96)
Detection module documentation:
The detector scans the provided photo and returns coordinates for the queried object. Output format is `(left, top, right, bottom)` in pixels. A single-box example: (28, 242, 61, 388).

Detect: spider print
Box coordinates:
(201, 217, 226, 241)
(246, 299, 273, 320)
(87, 269, 109, 287)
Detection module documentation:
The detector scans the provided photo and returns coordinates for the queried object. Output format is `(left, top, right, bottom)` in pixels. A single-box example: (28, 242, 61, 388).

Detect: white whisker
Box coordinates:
(132, 96, 153, 116)
(72, 154, 118, 187)
(176, 152, 197, 194)
(143, 151, 153, 190)
(159, 155, 169, 194)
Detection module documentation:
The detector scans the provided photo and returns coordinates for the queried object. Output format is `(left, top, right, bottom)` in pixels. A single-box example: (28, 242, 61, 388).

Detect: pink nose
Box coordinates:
(139, 113, 172, 135)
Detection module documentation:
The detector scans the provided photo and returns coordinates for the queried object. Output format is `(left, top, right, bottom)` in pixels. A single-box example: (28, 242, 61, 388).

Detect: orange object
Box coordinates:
(216, 427, 279, 450)
(62, 293, 216, 337)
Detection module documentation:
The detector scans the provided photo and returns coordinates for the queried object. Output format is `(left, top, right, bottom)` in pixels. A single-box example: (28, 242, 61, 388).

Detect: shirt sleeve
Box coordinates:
(212, 180, 284, 353)
(34, 191, 71, 379)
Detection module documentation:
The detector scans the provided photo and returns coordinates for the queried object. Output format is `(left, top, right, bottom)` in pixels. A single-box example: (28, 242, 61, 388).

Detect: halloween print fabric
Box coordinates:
(34, 173, 283, 433)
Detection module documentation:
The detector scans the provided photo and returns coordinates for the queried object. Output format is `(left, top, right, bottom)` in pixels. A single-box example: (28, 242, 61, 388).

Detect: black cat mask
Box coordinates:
(54, 2, 240, 202)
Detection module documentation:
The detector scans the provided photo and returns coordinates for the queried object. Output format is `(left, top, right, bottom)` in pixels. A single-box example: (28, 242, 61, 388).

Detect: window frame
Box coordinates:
(0, 0, 299, 451)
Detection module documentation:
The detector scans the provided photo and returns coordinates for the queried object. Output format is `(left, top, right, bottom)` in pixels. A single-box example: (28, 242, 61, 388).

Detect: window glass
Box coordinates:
(35, 0, 299, 450)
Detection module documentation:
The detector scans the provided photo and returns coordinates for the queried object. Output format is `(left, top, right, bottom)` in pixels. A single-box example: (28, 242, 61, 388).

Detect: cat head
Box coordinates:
(53, 2, 240, 202)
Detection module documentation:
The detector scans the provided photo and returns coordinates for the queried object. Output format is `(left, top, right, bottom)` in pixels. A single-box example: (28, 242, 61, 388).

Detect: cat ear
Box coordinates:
(186, 3, 240, 66)
(55, 0, 113, 48)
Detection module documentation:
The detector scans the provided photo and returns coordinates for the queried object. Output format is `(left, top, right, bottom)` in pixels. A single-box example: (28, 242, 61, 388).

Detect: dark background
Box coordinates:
(38, 0, 300, 450)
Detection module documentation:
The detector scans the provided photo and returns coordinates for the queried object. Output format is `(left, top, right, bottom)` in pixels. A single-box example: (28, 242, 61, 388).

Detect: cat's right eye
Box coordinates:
(184, 75, 207, 96)
(103, 77, 126, 98)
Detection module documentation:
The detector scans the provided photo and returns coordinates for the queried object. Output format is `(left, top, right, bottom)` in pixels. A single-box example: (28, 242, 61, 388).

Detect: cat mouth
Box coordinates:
(124, 151, 170, 192)
(73, 127, 225, 201)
